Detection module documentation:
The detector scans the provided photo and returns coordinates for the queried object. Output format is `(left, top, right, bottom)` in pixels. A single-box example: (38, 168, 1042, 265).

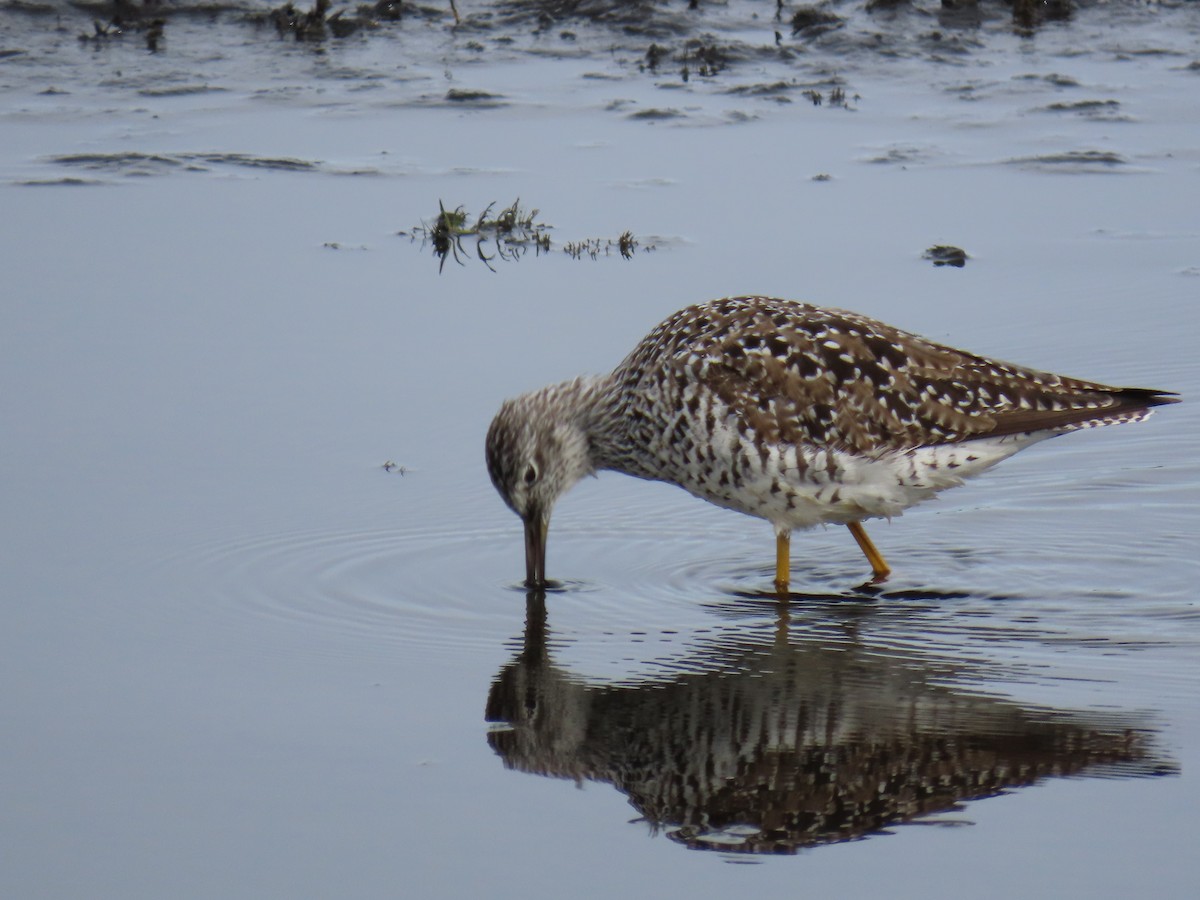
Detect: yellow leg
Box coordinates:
(847, 521, 890, 579)
(775, 530, 791, 590)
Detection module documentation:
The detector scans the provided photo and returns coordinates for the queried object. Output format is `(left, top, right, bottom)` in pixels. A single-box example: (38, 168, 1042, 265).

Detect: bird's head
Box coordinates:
(485, 380, 597, 587)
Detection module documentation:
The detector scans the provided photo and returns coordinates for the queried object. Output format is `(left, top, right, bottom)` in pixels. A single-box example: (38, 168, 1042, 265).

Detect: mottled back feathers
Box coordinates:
(613, 296, 1176, 456)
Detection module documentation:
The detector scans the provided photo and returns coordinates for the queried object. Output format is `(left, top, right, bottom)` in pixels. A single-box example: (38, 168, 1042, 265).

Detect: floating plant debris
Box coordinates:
(564, 230, 644, 260)
(407, 199, 552, 272)
(406, 200, 654, 271)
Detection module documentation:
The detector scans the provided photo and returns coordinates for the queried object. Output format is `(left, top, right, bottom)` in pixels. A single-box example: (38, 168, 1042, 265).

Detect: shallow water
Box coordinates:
(2, 1, 1199, 897)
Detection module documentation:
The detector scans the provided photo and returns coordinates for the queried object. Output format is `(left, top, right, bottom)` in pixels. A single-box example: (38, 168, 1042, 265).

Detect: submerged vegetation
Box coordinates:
(36, 0, 1113, 59)
(264, 0, 407, 40)
(17, 0, 1145, 106)
(73, 3, 167, 52)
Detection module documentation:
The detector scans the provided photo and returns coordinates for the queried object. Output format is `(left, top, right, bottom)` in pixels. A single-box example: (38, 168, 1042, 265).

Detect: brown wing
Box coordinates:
(638, 297, 1175, 455)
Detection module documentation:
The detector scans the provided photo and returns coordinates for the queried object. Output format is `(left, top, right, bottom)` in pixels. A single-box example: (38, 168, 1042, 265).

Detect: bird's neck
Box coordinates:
(542, 374, 628, 476)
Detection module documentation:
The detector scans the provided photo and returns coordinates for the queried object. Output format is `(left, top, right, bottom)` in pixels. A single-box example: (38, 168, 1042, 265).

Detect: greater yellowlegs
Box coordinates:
(485, 296, 1176, 589)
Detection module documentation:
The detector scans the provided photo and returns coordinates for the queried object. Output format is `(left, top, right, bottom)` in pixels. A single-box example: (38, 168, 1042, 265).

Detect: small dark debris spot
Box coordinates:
(1042, 99, 1119, 112)
(924, 245, 969, 267)
(628, 107, 684, 121)
(1011, 150, 1127, 168)
(725, 81, 792, 97)
(1036, 72, 1081, 87)
(445, 88, 501, 102)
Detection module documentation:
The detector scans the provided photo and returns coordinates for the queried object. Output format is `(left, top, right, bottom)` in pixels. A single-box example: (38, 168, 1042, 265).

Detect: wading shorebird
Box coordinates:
(485, 296, 1176, 589)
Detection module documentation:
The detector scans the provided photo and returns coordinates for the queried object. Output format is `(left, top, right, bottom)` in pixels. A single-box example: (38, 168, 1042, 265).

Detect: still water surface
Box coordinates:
(2, 2, 1199, 897)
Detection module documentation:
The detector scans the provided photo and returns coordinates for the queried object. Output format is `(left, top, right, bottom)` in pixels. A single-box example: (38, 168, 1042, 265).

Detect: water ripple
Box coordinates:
(128, 465, 1199, 702)
(143, 521, 521, 662)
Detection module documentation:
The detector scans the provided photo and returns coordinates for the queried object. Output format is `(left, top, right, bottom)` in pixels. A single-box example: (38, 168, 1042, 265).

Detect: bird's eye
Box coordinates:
(523, 463, 539, 486)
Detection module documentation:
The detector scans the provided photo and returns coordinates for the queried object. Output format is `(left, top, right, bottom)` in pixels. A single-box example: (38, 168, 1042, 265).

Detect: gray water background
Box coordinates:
(2, 2, 1199, 897)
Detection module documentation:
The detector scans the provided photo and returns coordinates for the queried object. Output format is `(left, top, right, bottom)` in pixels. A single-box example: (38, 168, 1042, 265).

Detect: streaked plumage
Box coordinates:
(486, 296, 1177, 588)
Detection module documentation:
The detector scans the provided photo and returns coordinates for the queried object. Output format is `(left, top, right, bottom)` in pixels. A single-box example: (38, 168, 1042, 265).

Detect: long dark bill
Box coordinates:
(523, 515, 548, 588)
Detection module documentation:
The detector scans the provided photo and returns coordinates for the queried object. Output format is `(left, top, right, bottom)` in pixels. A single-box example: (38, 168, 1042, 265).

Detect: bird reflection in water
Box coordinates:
(485, 592, 1175, 854)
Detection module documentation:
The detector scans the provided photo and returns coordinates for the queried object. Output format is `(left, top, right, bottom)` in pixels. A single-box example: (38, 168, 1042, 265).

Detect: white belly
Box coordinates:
(678, 432, 1053, 530)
